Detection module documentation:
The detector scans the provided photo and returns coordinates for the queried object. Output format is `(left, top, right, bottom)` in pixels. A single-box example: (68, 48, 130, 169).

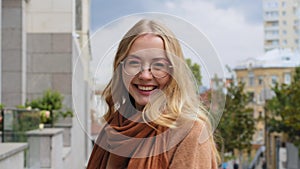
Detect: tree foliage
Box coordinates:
(266, 66, 300, 149)
(217, 81, 256, 155)
(185, 58, 202, 86)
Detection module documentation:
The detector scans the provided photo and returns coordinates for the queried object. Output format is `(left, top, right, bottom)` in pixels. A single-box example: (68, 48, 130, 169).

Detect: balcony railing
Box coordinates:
(1, 108, 40, 143)
(264, 15, 279, 21)
(264, 34, 279, 40)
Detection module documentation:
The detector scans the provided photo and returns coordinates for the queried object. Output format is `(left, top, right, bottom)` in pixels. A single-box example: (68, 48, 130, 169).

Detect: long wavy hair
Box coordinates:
(101, 19, 220, 162)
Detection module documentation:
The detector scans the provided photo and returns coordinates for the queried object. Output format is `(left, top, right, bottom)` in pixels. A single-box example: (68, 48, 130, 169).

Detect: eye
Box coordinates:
(152, 62, 167, 70)
(126, 59, 141, 67)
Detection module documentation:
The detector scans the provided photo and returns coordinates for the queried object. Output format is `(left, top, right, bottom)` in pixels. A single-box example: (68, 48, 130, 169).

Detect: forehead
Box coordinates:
(128, 34, 165, 54)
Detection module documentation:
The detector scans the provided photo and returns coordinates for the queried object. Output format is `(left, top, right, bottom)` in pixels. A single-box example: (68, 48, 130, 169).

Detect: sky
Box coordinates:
(89, 0, 264, 87)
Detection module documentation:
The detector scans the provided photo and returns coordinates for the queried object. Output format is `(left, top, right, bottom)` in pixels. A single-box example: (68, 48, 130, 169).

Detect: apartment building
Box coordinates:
(1, 0, 92, 168)
(235, 48, 299, 143)
(263, 0, 300, 51)
(234, 48, 300, 168)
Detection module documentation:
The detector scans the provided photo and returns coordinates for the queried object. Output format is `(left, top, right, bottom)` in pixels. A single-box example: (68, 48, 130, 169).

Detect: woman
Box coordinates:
(87, 19, 220, 169)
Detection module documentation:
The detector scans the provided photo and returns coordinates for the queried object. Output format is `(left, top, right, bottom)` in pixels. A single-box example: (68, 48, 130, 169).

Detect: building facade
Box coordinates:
(1, 0, 92, 168)
(263, 0, 300, 51)
(234, 48, 300, 169)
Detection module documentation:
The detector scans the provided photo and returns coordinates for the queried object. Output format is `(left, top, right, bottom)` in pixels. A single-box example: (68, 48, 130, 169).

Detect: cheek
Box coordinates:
(122, 72, 134, 91)
(158, 75, 171, 89)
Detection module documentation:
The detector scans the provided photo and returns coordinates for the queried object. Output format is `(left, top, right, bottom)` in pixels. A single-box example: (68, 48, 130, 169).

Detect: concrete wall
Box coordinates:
(0, 143, 28, 169)
(26, 0, 73, 108)
(0, 0, 2, 102)
(26, 0, 73, 33)
(1, 0, 91, 168)
(26, 33, 73, 108)
(72, 36, 91, 169)
(2, 0, 26, 107)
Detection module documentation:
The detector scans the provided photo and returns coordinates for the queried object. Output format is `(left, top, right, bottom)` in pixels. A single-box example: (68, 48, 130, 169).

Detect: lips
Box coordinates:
(137, 85, 156, 91)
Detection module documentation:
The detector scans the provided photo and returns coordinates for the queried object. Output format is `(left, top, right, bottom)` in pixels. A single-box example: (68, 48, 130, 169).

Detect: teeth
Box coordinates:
(138, 86, 155, 91)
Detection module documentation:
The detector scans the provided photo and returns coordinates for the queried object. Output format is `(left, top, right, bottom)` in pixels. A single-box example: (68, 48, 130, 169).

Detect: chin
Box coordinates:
(134, 98, 149, 108)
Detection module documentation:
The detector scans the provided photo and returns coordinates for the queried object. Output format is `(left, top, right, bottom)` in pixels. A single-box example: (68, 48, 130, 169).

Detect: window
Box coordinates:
(272, 21, 279, 26)
(258, 92, 264, 103)
(271, 75, 278, 86)
(284, 73, 291, 84)
(258, 76, 264, 85)
(282, 11, 286, 16)
(282, 30, 287, 35)
(239, 77, 246, 84)
(259, 111, 262, 118)
(282, 1, 286, 7)
(282, 20, 287, 25)
(248, 71, 255, 86)
(283, 40, 288, 45)
(272, 40, 279, 45)
(248, 92, 255, 102)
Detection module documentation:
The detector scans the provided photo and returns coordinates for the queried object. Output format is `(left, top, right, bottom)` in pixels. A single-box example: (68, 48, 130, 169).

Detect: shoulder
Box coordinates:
(184, 120, 211, 145)
(168, 120, 218, 169)
(171, 119, 213, 153)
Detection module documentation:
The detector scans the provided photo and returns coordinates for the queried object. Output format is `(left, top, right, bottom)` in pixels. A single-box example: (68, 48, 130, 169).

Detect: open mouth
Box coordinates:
(135, 85, 157, 92)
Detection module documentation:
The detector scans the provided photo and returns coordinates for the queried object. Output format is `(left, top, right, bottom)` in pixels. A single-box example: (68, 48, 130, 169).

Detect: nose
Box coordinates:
(138, 67, 153, 80)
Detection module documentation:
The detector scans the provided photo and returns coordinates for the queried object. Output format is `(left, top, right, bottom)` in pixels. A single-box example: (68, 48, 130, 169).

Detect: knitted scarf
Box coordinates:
(86, 110, 173, 169)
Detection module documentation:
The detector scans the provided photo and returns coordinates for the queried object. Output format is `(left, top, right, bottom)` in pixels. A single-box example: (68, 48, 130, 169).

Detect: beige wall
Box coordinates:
(235, 67, 295, 145)
(26, 0, 73, 33)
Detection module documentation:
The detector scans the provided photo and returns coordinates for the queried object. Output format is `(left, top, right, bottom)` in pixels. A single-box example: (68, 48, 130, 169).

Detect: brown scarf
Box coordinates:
(86, 110, 174, 169)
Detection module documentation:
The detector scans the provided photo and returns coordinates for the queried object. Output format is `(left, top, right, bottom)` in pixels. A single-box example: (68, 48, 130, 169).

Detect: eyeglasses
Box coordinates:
(121, 58, 173, 78)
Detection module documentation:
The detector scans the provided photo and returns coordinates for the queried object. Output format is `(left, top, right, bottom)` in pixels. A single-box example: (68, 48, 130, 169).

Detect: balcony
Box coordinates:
(264, 34, 279, 40)
(264, 15, 279, 22)
(264, 43, 280, 51)
(264, 25, 279, 31)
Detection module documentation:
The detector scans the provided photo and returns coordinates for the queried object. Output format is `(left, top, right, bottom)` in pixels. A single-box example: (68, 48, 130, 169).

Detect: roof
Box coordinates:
(234, 48, 300, 70)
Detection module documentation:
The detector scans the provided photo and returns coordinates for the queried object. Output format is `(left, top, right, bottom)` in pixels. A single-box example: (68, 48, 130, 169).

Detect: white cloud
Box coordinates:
(90, 0, 264, 87)
(164, 0, 264, 68)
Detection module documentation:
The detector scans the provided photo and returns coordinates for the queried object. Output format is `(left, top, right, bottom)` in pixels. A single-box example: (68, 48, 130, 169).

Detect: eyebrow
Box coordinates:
(126, 54, 141, 60)
(127, 54, 169, 62)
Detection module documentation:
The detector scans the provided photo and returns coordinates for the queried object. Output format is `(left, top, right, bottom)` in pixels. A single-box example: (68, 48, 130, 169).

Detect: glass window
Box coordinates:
(282, 11, 286, 16)
(248, 92, 255, 102)
(282, 30, 287, 35)
(272, 21, 279, 26)
(248, 71, 255, 86)
(284, 73, 291, 84)
(271, 75, 278, 86)
(258, 76, 264, 85)
(283, 40, 288, 45)
(282, 20, 287, 25)
(282, 1, 286, 7)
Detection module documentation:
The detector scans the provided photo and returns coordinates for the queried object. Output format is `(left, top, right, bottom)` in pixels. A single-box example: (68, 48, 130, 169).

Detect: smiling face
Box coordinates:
(122, 34, 171, 110)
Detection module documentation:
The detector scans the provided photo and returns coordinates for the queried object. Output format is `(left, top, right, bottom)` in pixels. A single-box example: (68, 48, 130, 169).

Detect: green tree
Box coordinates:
(266, 66, 300, 150)
(185, 58, 202, 86)
(217, 81, 255, 164)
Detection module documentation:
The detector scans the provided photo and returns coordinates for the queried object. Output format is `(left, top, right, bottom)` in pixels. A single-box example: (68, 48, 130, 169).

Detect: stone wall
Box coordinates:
(1, 0, 26, 106)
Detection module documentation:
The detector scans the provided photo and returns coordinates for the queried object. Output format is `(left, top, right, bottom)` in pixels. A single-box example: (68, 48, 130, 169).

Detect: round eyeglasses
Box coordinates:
(121, 58, 173, 78)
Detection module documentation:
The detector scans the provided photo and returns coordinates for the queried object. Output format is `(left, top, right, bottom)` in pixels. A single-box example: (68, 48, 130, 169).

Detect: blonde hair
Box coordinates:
(101, 19, 220, 162)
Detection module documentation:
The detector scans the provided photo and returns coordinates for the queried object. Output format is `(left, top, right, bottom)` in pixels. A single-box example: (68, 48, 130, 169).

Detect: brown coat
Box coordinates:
(87, 112, 218, 169)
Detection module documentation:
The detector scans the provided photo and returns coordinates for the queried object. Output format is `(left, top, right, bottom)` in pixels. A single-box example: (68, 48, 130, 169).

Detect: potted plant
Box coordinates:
(39, 110, 51, 130)
(55, 108, 73, 125)
(26, 89, 63, 127)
